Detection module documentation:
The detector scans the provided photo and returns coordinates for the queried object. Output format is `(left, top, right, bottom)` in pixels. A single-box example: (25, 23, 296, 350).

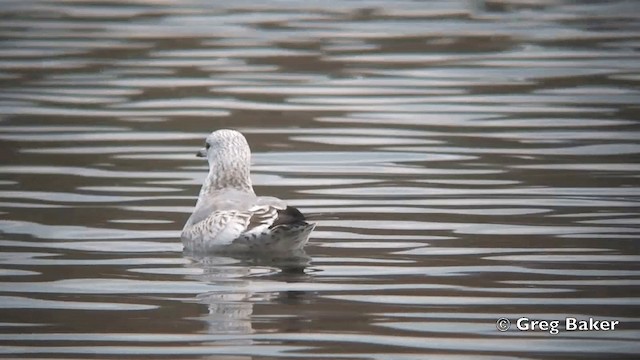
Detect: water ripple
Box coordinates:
(1, 0, 638, 358)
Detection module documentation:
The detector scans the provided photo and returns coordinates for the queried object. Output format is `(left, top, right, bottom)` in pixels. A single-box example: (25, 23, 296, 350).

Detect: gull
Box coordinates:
(181, 129, 315, 253)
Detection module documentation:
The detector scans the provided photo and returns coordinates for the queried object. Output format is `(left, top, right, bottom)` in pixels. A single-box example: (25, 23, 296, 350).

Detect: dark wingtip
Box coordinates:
(270, 206, 307, 228)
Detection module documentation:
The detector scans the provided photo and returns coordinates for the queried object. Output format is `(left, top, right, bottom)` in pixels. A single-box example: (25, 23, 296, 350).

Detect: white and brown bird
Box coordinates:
(181, 129, 315, 253)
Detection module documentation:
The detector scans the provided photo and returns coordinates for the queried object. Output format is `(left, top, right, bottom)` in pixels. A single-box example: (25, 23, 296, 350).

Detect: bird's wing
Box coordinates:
(187, 197, 217, 226)
(243, 196, 288, 232)
(184, 210, 251, 246)
(244, 203, 281, 233)
(183, 195, 288, 248)
(187, 190, 282, 227)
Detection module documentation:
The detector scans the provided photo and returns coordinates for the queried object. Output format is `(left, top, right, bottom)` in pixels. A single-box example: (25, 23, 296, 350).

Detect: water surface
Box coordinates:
(1, 0, 639, 359)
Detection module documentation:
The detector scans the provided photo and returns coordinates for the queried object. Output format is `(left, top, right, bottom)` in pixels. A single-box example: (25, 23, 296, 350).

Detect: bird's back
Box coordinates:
(182, 189, 314, 253)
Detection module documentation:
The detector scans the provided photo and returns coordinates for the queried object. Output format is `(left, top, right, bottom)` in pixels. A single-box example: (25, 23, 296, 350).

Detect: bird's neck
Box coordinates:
(200, 161, 254, 195)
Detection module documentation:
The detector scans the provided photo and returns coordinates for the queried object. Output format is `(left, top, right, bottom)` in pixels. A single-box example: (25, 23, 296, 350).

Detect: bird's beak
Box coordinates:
(196, 148, 207, 158)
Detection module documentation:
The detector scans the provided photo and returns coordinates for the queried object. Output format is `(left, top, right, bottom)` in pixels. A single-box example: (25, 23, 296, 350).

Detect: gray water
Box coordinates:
(1, 0, 639, 359)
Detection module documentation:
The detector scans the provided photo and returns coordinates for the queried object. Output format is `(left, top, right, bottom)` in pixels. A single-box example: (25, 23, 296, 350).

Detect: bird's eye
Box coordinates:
(205, 143, 210, 150)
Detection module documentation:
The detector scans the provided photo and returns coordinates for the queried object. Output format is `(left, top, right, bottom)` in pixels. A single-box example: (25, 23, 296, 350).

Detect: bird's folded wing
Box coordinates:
(184, 210, 250, 245)
(187, 192, 286, 228)
(184, 204, 283, 245)
(245, 204, 280, 232)
(187, 197, 218, 226)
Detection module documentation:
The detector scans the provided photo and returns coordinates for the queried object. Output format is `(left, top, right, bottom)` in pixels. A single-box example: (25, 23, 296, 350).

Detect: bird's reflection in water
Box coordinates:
(184, 250, 312, 336)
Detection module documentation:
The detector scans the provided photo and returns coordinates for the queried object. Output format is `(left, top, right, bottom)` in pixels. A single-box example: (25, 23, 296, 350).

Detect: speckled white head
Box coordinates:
(197, 129, 254, 194)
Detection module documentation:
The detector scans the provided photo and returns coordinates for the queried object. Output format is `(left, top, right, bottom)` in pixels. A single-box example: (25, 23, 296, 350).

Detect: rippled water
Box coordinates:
(1, 0, 640, 358)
